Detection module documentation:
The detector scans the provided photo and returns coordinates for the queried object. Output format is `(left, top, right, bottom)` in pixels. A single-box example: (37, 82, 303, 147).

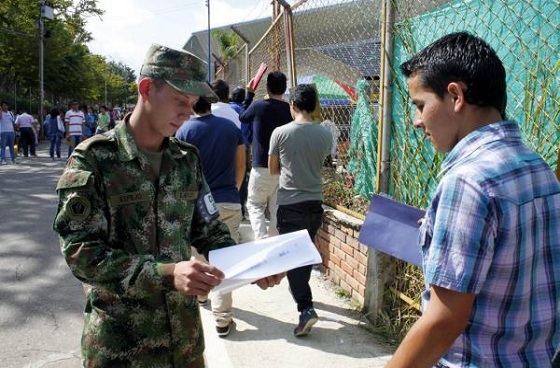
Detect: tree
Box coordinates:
(0, 0, 136, 113)
(212, 30, 241, 78)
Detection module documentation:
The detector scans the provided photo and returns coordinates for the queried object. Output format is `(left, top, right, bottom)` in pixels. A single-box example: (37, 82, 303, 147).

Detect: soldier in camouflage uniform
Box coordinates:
(53, 44, 282, 368)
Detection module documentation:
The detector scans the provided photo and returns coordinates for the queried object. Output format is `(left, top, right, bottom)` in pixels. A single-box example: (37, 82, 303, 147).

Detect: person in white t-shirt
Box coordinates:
(64, 101, 85, 157)
(210, 80, 242, 129)
(0, 101, 17, 164)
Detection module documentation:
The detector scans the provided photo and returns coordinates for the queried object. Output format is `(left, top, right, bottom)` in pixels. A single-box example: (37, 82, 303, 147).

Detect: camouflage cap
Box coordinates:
(139, 44, 218, 103)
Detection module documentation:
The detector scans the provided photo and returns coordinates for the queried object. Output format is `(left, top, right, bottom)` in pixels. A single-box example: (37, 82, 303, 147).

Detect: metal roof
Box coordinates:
(183, 0, 381, 78)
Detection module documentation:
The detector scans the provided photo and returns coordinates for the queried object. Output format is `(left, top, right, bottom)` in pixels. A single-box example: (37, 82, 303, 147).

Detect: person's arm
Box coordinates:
(386, 285, 475, 368)
(268, 154, 280, 175)
(234, 144, 246, 191)
(239, 92, 255, 122)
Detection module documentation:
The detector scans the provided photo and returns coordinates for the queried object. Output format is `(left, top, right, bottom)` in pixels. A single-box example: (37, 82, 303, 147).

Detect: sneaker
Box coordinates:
(1, 160, 6, 165)
(11, 159, 17, 165)
(294, 307, 318, 337)
(216, 320, 235, 338)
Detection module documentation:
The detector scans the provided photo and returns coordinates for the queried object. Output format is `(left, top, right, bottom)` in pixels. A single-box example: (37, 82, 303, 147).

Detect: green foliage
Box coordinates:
(212, 30, 241, 61)
(0, 0, 136, 112)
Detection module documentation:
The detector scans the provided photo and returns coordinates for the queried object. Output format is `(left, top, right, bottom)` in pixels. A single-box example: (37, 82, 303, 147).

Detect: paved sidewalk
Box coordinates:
(0, 142, 394, 367)
(201, 223, 394, 367)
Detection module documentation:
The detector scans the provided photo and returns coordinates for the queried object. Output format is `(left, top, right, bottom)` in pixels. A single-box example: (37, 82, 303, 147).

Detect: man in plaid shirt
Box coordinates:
(387, 32, 559, 367)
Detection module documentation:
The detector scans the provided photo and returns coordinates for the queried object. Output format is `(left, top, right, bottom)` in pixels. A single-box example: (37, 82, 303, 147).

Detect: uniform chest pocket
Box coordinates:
(108, 190, 154, 253)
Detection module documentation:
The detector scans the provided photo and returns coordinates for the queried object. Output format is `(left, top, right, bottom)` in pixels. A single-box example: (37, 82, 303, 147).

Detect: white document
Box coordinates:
(209, 230, 322, 294)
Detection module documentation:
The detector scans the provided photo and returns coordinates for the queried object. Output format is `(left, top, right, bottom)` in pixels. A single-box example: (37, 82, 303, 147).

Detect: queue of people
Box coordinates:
(0, 101, 123, 163)
(51, 33, 559, 368)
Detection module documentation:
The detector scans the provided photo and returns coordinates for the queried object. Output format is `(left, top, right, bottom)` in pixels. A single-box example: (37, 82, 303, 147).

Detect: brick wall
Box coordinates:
(316, 207, 367, 306)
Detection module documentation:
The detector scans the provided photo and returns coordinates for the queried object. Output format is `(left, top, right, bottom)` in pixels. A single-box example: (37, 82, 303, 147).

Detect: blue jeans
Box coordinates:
(0, 131, 16, 162)
(277, 200, 324, 312)
(49, 133, 62, 158)
(67, 135, 82, 157)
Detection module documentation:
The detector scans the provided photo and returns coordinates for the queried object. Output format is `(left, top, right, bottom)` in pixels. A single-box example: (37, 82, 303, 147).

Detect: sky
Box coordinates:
(83, 0, 295, 77)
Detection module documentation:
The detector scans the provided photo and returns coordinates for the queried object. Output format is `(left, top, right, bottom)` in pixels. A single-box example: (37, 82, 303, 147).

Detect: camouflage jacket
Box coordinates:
(53, 120, 234, 368)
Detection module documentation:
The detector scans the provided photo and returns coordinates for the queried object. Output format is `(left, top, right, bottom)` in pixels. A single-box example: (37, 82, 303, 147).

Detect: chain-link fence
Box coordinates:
(389, 0, 559, 210)
(384, 0, 559, 339)
(212, 0, 559, 339)
(292, 0, 380, 179)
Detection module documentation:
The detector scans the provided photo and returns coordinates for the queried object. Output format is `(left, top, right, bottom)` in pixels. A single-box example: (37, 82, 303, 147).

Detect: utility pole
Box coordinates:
(205, 0, 211, 82)
(39, 0, 44, 123)
(39, 1, 53, 123)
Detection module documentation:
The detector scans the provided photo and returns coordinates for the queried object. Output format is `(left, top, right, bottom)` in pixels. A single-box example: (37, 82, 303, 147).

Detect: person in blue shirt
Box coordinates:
(175, 96, 245, 338)
(84, 106, 96, 138)
(230, 87, 251, 219)
(45, 108, 64, 160)
(387, 31, 560, 368)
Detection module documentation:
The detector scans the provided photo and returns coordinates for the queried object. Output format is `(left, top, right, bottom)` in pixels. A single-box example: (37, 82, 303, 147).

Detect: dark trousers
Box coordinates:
(19, 127, 36, 156)
(49, 134, 62, 158)
(277, 200, 323, 312)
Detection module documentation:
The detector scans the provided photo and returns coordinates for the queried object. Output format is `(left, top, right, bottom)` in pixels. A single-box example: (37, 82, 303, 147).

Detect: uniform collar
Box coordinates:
(112, 114, 188, 162)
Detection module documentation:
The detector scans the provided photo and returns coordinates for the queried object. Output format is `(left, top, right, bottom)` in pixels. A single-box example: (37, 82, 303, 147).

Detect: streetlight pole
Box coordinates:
(205, 0, 211, 82)
(39, 0, 45, 123)
(39, 1, 53, 122)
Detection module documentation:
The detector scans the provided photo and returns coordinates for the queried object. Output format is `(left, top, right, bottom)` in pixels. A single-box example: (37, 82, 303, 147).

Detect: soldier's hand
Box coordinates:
(173, 260, 224, 296)
(254, 272, 286, 290)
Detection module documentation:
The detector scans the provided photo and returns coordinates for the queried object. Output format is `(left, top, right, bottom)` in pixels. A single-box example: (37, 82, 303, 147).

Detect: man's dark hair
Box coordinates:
(231, 87, 245, 103)
(192, 97, 212, 114)
(50, 108, 59, 116)
(400, 31, 507, 117)
(266, 71, 288, 95)
(290, 84, 317, 113)
(211, 79, 229, 102)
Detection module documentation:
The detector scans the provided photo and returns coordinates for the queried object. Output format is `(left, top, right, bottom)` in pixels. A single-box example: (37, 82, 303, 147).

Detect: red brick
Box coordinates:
(353, 269, 367, 286)
(345, 273, 361, 291)
(334, 265, 345, 280)
(353, 250, 367, 266)
(340, 242, 355, 257)
(331, 237, 342, 248)
(339, 279, 351, 292)
(340, 259, 354, 276)
(358, 262, 366, 274)
(345, 255, 359, 270)
(333, 246, 345, 261)
(330, 253, 342, 267)
(346, 235, 359, 249)
(334, 229, 346, 242)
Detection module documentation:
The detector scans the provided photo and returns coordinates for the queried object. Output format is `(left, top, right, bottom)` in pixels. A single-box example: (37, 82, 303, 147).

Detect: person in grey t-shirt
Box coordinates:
(268, 84, 332, 337)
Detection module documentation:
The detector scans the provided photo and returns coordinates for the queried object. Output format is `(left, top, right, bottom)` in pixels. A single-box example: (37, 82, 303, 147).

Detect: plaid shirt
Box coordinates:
(420, 121, 560, 367)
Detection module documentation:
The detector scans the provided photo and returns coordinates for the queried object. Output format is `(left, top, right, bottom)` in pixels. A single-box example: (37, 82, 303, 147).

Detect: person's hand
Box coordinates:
(254, 272, 286, 290)
(172, 259, 224, 296)
(246, 79, 255, 94)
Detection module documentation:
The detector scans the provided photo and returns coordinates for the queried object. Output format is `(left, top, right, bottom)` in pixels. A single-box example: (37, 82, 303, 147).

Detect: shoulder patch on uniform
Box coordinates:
(171, 137, 199, 153)
(76, 134, 113, 151)
(56, 170, 93, 191)
(66, 196, 91, 220)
